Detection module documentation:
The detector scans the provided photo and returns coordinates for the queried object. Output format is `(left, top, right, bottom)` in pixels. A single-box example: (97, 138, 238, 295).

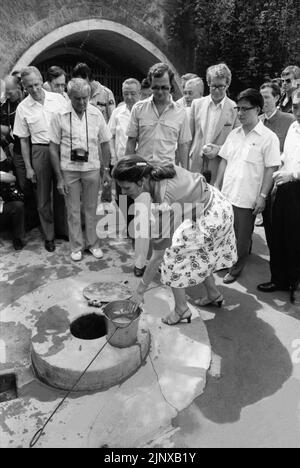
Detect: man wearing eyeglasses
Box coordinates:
(279, 65, 300, 114)
(189, 63, 239, 183)
(215, 89, 281, 284)
(125, 63, 191, 277)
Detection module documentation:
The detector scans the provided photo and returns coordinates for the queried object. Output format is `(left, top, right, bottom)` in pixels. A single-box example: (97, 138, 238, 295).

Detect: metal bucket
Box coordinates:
(103, 300, 142, 348)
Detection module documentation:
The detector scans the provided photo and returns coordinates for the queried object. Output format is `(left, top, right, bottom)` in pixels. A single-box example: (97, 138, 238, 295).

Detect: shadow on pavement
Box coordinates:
(182, 287, 293, 424)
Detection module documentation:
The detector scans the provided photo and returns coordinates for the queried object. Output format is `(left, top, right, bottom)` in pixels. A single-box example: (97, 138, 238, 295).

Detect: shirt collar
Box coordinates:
(28, 90, 56, 107)
(62, 102, 98, 116)
(237, 120, 264, 136)
(150, 94, 175, 109)
(209, 95, 226, 109)
(264, 109, 278, 121)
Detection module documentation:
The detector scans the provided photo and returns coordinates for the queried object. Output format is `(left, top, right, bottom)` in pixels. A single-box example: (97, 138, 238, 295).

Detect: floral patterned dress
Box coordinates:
(150, 166, 237, 289)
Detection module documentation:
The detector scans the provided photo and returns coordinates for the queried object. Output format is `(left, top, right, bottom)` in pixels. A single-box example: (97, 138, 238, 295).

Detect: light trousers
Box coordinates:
(63, 170, 100, 253)
(133, 192, 151, 269)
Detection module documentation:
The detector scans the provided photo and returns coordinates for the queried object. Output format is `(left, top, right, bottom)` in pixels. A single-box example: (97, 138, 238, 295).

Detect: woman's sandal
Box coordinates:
(162, 308, 192, 326)
(195, 295, 224, 308)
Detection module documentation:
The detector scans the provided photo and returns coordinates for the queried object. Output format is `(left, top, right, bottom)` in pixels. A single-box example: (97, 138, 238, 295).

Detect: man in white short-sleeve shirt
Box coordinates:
(215, 88, 281, 283)
(49, 78, 112, 262)
(13, 66, 67, 252)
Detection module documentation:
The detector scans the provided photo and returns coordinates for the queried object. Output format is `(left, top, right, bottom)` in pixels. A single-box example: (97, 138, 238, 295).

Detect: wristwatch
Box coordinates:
(260, 193, 267, 199)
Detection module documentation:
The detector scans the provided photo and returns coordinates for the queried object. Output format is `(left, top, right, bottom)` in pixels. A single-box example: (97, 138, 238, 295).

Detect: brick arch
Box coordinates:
(11, 19, 182, 92)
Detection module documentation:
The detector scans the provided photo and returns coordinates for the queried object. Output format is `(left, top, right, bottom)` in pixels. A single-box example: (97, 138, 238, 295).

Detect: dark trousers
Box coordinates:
(115, 181, 134, 237)
(230, 205, 255, 277)
(31, 146, 68, 240)
(13, 152, 39, 231)
(270, 182, 300, 288)
(262, 195, 273, 251)
(0, 201, 25, 240)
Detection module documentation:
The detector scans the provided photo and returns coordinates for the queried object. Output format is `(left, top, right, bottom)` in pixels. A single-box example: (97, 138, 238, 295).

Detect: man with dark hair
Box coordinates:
(279, 65, 300, 113)
(72, 63, 115, 123)
(140, 78, 152, 100)
(258, 90, 300, 296)
(259, 82, 295, 246)
(215, 89, 281, 283)
(126, 62, 191, 167)
(45, 66, 68, 99)
(125, 62, 192, 277)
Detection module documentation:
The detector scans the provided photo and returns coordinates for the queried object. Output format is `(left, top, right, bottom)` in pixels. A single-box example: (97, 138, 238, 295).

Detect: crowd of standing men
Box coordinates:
(0, 61, 300, 305)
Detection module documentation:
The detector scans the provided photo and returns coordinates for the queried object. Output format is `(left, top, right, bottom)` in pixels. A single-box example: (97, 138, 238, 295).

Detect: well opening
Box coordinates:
(70, 314, 107, 340)
(0, 372, 18, 403)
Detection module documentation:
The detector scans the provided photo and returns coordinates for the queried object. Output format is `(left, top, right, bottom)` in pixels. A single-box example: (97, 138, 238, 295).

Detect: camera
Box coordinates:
(71, 148, 89, 163)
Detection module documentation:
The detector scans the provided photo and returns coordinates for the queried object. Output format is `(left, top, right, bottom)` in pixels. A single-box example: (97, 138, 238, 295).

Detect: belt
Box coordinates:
(32, 143, 49, 147)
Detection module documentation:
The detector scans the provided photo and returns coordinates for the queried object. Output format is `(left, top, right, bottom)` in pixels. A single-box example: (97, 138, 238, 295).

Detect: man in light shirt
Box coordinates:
(258, 90, 300, 296)
(109, 78, 141, 240)
(109, 79, 141, 168)
(13, 66, 67, 252)
(46, 66, 69, 100)
(189, 63, 239, 182)
(215, 88, 281, 284)
(177, 73, 199, 107)
(49, 79, 112, 262)
(125, 63, 192, 277)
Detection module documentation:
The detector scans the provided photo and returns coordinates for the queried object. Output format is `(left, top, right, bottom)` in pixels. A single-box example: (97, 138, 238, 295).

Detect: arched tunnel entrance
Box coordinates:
(13, 19, 181, 104)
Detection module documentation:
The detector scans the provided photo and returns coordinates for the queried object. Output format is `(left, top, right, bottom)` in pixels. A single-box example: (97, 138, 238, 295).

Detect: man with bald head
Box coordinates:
(258, 90, 300, 297)
(14, 66, 67, 251)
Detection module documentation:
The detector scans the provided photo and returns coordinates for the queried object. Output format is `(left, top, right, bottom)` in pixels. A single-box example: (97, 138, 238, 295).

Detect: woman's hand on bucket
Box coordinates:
(132, 281, 147, 307)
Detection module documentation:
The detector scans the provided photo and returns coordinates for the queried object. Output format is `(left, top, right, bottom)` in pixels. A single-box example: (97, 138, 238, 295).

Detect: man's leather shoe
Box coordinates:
(13, 239, 25, 251)
(257, 282, 290, 293)
(45, 240, 56, 253)
(134, 266, 146, 277)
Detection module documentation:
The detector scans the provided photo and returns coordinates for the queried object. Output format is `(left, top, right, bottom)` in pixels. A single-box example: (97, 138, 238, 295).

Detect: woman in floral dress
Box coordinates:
(113, 156, 237, 325)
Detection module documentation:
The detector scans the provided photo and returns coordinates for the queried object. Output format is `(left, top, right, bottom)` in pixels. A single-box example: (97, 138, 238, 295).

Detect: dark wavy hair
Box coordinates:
(112, 156, 176, 183)
(147, 63, 175, 93)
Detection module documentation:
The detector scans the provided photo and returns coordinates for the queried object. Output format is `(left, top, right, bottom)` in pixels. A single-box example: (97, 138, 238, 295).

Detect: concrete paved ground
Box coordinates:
(0, 229, 211, 448)
(1, 224, 299, 448)
(172, 228, 300, 448)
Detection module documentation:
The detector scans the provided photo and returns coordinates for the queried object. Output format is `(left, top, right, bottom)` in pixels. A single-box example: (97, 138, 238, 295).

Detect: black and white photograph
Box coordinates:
(0, 0, 300, 451)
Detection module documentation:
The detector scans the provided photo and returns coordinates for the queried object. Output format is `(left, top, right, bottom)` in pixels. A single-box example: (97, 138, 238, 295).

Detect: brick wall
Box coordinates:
(0, 0, 187, 78)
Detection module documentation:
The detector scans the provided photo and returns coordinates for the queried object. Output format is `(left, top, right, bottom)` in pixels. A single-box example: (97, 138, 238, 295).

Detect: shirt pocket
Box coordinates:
(159, 120, 179, 141)
(27, 117, 45, 134)
(244, 147, 264, 166)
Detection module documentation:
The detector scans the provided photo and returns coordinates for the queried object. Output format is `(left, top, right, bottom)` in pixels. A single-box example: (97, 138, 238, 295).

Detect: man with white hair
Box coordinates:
(189, 63, 239, 182)
(13, 66, 66, 252)
(177, 73, 199, 107)
(183, 77, 204, 108)
(49, 78, 112, 262)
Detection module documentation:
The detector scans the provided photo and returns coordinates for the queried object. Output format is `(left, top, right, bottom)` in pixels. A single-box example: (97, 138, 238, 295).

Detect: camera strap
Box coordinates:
(69, 110, 89, 153)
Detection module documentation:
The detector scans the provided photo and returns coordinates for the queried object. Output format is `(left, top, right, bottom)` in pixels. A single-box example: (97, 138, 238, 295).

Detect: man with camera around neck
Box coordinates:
(49, 78, 112, 262)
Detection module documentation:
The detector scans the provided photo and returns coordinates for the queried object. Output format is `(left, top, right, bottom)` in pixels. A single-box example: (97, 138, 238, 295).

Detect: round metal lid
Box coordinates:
(83, 281, 132, 303)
